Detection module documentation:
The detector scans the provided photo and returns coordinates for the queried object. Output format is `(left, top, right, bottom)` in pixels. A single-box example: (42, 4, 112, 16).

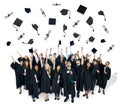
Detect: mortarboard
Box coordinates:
(86, 16, 94, 32)
(29, 48, 33, 53)
(70, 40, 74, 46)
(49, 18, 56, 25)
(25, 8, 31, 13)
(32, 24, 40, 35)
(100, 39, 106, 43)
(73, 20, 80, 27)
(98, 10, 106, 21)
(86, 36, 95, 44)
(13, 18, 23, 31)
(22, 39, 34, 45)
(63, 24, 67, 37)
(77, 5, 87, 14)
(73, 32, 81, 41)
(60, 9, 71, 19)
(18, 33, 25, 40)
(6, 41, 11, 46)
(107, 44, 115, 52)
(91, 48, 97, 54)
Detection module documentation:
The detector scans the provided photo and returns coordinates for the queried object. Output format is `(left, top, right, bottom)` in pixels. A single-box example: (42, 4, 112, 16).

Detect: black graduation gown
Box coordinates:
(83, 68, 91, 91)
(40, 69, 51, 93)
(52, 71, 61, 95)
(90, 64, 99, 90)
(100, 67, 111, 89)
(23, 66, 31, 90)
(62, 67, 76, 98)
(10, 62, 25, 89)
(96, 63, 104, 86)
(75, 64, 84, 92)
(29, 69, 41, 98)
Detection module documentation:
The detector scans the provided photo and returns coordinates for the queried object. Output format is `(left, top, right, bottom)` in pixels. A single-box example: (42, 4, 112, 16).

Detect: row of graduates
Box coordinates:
(10, 47, 111, 103)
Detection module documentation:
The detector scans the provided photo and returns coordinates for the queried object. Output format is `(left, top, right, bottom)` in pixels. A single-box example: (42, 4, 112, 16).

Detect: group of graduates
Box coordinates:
(10, 47, 111, 103)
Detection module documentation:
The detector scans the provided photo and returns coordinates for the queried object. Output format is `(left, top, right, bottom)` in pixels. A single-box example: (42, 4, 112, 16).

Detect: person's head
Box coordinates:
(56, 65, 61, 72)
(93, 59, 97, 65)
(20, 61, 24, 66)
(67, 61, 71, 67)
(86, 62, 91, 69)
(76, 59, 81, 65)
(105, 61, 110, 67)
(25, 60, 29, 67)
(49, 54, 53, 60)
(34, 65, 39, 71)
(45, 64, 51, 73)
(71, 54, 75, 60)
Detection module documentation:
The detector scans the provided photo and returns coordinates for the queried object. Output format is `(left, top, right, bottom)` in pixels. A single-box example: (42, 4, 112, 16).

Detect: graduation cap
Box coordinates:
(32, 24, 40, 35)
(86, 36, 95, 44)
(29, 48, 33, 54)
(63, 24, 67, 37)
(70, 40, 74, 46)
(101, 39, 106, 43)
(6, 41, 11, 46)
(86, 16, 94, 32)
(77, 5, 87, 14)
(49, 18, 56, 25)
(25, 8, 31, 13)
(60, 9, 71, 19)
(98, 10, 106, 21)
(73, 32, 81, 41)
(91, 48, 97, 54)
(22, 39, 34, 45)
(13, 18, 23, 31)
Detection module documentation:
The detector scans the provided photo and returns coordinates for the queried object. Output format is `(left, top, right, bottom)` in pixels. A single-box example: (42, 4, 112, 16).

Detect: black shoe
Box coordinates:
(71, 99, 74, 103)
(64, 98, 69, 102)
(98, 89, 101, 93)
(33, 99, 35, 102)
(83, 94, 86, 97)
(103, 90, 105, 95)
(55, 97, 57, 100)
(86, 96, 88, 99)
(91, 91, 94, 95)
(19, 91, 22, 94)
(57, 98, 60, 100)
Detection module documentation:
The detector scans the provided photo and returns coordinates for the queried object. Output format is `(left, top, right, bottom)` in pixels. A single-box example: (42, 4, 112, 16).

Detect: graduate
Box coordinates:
(23, 58, 31, 90)
(83, 61, 91, 98)
(75, 47, 84, 98)
(96, 55, 104, 93)
(40, 64, 51, 101)
(52, 65, 62, 100)
(29, 56, 41, 102)
(62, 61, 76, 103)
(90, 59, 99, 94)
(99, 61, 111, 95)
(10, 56, 25, 94)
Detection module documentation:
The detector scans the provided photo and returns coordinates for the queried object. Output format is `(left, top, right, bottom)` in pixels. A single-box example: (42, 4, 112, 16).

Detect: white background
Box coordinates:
(0, 0, 120, 106)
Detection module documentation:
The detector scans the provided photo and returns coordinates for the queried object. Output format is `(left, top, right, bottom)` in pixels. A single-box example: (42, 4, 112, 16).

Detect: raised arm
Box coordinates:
(45, 48, 48, 64)
(16, 51, 22, 58)
(11, 56, 15, 64)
